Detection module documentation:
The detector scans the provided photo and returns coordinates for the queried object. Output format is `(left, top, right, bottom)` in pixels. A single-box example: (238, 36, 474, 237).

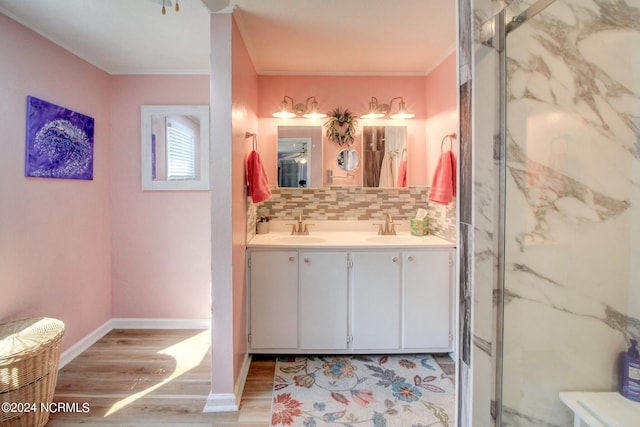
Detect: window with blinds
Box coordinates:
(166, 119, 196, 180)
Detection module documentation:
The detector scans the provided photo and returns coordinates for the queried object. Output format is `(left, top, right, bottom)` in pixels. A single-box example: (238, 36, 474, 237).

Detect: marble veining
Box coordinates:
(500, 0, 640, 425)
(473, 334, 492, 357)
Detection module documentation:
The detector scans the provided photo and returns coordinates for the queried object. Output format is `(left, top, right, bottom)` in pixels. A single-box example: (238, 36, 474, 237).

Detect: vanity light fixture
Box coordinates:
(272, 96, 327, 119)
(273, 96, 297, 118)
(301, 96, 327, 119)
(160, 0, 179, 14)
(360, 96, 387, 119)
(361, 96, 415, 120)
(389, 97, 415, 119)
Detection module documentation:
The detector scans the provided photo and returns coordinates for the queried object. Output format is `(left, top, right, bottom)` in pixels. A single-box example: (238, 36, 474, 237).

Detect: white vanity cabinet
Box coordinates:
(351, 251, 402, 350)
(351, 248, 455, 352)
(247, 243, 455, 354)
(299, 251, 349, 350)
(248, 251, 298, 350)
(403, 249, 454, 349)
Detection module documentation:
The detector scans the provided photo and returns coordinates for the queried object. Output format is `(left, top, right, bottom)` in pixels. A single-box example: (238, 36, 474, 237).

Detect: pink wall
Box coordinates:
(0, 13, 213, 356)
(209, 10, 259, 399)
(0, 14, 112, 351)
(231, 17, 258, 386)
(257, 76, 428, 186)
(425, 52, 458, 182)
(209, 12, 237, 397)
(109, 75, 211, 319)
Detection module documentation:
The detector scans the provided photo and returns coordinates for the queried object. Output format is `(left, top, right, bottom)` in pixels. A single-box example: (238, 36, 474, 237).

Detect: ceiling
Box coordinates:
(0, 0, 456, 76)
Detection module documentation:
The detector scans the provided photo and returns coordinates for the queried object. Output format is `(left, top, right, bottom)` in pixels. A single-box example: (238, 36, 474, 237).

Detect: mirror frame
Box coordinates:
(141, 105, 210, 191)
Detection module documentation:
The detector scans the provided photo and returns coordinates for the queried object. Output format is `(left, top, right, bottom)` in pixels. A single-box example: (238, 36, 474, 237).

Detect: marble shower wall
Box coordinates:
(501, 0, 640, 425)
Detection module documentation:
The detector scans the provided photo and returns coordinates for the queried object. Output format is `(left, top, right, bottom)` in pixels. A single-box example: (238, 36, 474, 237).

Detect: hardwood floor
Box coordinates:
(49, 329, 273, 426)
(48, 329, 455, 426)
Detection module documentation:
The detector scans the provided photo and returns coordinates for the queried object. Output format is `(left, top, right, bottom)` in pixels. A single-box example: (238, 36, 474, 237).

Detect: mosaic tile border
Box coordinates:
(247, 186, 456, 242)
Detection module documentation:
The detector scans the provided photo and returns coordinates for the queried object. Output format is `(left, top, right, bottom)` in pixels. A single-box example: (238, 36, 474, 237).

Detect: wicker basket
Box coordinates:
(0, 317, 65, 427)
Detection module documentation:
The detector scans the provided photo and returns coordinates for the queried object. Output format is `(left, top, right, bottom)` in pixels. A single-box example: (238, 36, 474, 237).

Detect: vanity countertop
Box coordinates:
(247, 232, 454, 249)
(247, 223, 455, 249)
(248, 220, 455, 249)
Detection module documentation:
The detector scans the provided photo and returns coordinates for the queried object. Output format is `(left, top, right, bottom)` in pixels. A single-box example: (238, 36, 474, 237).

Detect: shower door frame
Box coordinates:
(493, 1, 558, 425)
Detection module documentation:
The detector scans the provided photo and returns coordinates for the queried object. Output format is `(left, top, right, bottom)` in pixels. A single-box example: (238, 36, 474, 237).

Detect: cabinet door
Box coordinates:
(351, 251, 401, 350)
(249, 251, 298, 349)
(299, 251, 349, 350)
(403, 249, 453, 349)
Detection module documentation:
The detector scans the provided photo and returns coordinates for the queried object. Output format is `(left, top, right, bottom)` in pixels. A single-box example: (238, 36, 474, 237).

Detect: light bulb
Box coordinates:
(272, 111, 296, 119)
(302, 111, 327, 119)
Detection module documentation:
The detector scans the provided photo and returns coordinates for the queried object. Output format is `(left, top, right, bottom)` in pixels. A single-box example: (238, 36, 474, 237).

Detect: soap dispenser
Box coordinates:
(619, 339, 640, 402)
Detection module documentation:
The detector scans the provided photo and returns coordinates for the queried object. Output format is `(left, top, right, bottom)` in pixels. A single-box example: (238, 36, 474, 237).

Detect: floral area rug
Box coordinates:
(270, 355, 454, 427)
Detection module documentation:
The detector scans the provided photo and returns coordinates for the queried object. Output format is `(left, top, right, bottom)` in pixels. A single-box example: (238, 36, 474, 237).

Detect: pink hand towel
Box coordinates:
(428, 150, 456, 205)
(247, 150, 272, 203)
(397, 160, 407, 187)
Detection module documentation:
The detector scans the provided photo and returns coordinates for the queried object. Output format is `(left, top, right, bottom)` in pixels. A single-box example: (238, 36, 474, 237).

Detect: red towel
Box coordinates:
(428, 150, 456, 205)
(397, 160, 407, 187)
(247, 150, 272, 203)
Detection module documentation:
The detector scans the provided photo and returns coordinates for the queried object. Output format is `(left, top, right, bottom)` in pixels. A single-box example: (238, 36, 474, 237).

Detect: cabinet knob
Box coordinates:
(288, 256, 295, 262)
(408, 256, 415, 262)
(392, 257, 399, 263)
(304, 258, 310, 263)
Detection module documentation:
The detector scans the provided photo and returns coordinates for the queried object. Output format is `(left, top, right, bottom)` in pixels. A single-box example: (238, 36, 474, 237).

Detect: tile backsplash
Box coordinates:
(247, 186, 456, 242)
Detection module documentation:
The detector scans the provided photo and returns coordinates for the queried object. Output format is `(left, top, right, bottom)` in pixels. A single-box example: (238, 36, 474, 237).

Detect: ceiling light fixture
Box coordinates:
(272, 96, 327, 119)
(360, 96, 415, 120)
(297, 147, 308, 164)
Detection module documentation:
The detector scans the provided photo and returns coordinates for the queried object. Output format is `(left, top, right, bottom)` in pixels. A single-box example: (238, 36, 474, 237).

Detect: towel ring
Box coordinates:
(440, 133, 456, 153)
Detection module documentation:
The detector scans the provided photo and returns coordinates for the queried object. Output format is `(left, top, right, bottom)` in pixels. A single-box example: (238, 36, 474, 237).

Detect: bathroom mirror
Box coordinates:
(141, 105, 209, 191)
(362, 125, 407, 187)
(337, 148, 360, 172)
(277, 126, 322, 188)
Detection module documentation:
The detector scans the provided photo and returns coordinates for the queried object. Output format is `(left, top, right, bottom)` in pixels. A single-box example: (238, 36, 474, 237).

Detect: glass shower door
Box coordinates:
(499, 0, 640, 425)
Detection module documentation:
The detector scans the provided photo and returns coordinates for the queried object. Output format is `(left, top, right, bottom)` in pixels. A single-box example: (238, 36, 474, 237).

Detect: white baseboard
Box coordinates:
(109, 317, 210, 330)
(235, 354, 252, 406)
(59, 319, 112, 369)
(203, 353, 252, 413)
(59, 318, 211, 369)
(203, 393, 239, 413)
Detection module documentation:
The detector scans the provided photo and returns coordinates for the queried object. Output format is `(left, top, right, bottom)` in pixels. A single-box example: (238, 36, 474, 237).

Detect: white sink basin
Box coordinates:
(274, 236, 326, 244)
(366, 235, 423, 244)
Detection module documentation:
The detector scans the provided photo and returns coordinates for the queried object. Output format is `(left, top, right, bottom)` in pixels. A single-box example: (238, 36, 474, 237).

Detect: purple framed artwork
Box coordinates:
(25, 96, 94, 180)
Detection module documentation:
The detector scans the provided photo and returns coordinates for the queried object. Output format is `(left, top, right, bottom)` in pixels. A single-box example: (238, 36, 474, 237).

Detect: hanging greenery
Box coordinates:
(325, 108, 358, 146)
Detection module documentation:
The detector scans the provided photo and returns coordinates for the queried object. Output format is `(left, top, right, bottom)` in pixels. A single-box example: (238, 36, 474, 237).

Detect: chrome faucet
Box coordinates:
(287, 215, 313, 235)
(378, 213, 396, 235)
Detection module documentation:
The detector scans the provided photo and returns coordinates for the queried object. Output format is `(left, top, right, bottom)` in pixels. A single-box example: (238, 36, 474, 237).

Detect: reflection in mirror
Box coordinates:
(278, 138, 311, 187)
(277, 126, 322, 188)
(362, 126, 407, 187)
(141, 105, 209, 191)
(337, 148, 360, 172)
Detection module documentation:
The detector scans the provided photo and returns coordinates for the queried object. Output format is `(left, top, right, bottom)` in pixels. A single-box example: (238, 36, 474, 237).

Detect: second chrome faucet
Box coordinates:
(288, 215, 314, 235)
(378, 213, 396, 235)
